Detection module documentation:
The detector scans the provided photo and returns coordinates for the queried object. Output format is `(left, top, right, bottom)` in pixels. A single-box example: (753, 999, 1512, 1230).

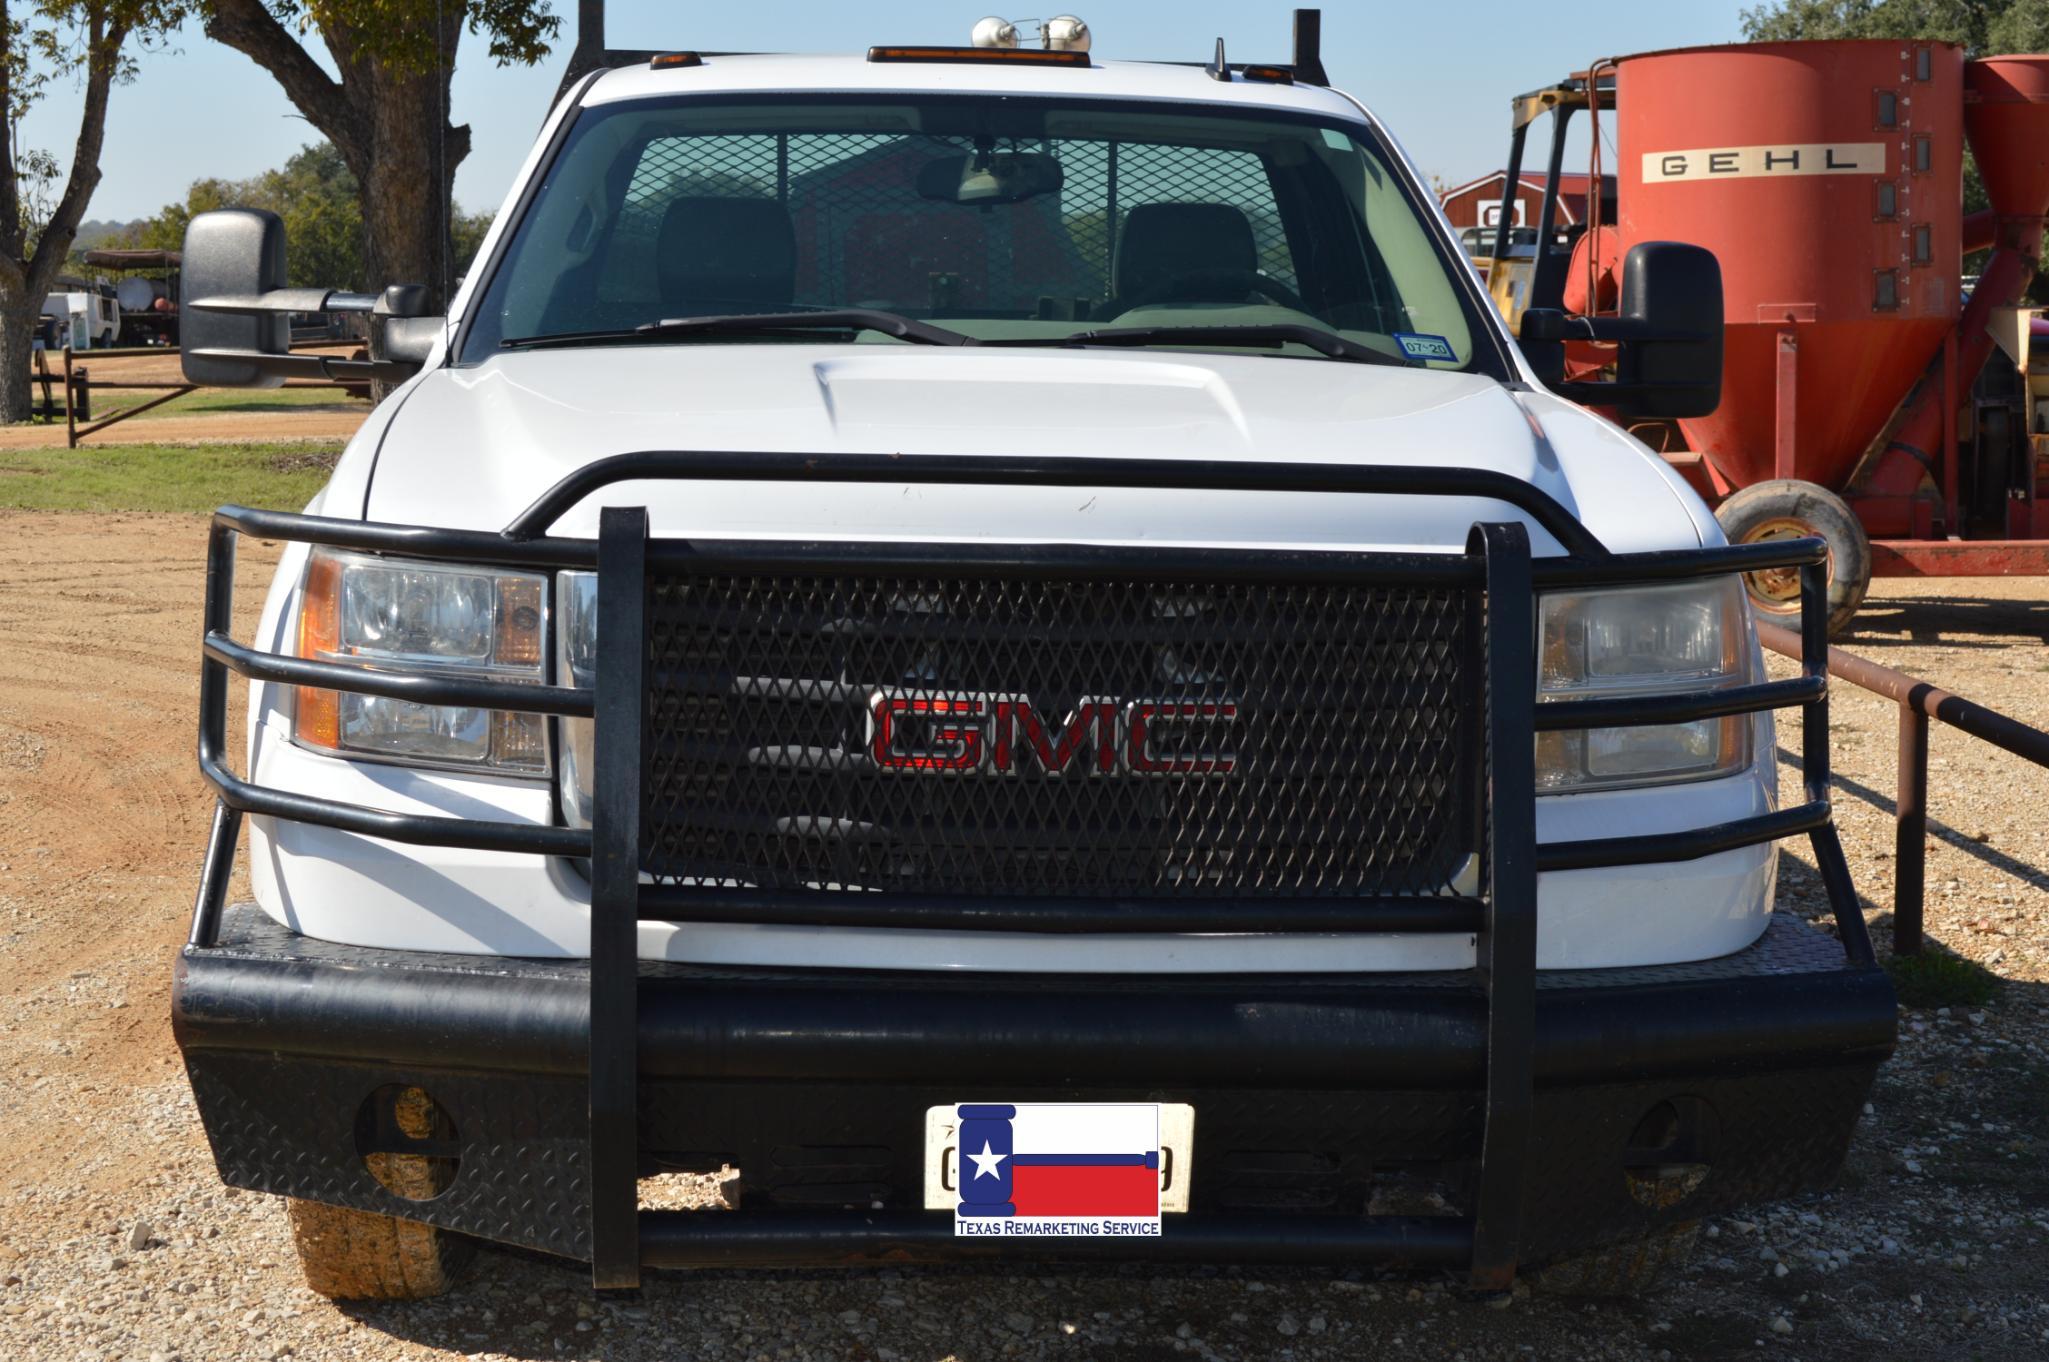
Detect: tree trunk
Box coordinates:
(0, 296, 38, 424)
(205, 0, 471, 310)
(0, 8, 128, 423)
(358, 62, 468, 303)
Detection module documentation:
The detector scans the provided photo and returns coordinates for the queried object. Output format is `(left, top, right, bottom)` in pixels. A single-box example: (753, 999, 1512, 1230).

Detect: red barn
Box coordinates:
(1437, 170, 1613, 232)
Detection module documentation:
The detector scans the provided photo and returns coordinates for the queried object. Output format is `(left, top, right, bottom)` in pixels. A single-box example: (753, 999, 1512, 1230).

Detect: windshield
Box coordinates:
(460, 95, 1487, 370)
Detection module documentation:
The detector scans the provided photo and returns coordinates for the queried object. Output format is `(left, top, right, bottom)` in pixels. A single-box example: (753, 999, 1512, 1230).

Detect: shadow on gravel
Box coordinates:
(1778, 746, 2049, 898)
(1841, 594, 2049, 650)
(335, 1255, 1663, 1362)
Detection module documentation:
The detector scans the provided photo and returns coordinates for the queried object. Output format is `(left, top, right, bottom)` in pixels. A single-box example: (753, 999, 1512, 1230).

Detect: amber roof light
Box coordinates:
(867, 45, 1090, 67)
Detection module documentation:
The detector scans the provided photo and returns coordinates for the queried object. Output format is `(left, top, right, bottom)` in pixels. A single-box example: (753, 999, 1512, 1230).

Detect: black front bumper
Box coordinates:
(175, 904, 1894, 1275)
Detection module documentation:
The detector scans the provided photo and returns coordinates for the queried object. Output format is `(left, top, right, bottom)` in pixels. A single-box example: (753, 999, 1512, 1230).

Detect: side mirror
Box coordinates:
(179, 209, 437, 387)
(1520, 241, 1724, 420)
(180, 209, 290, 388)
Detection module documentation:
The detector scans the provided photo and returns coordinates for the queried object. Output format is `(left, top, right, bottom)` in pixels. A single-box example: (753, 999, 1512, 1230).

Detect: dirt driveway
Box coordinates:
(0, 512, 2045, 1362)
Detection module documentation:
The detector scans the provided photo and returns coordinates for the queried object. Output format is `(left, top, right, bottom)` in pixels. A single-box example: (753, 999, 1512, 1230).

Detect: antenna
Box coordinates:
(1293, 9, 1327, 86)
(1207, 36, 1230, 82)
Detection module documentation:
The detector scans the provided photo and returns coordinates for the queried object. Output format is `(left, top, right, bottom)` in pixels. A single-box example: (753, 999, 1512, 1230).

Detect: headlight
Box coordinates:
(293, 548, 550, 775)
(1535, 577, 1751, 793)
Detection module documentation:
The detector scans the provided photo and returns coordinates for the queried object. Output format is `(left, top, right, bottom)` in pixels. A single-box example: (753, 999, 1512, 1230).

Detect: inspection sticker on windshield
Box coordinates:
(1395, 333, 1458, 363)
(932, 1103, 1187, 1236)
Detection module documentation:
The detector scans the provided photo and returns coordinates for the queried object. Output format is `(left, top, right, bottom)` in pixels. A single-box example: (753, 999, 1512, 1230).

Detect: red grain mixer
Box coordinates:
(1483, 40, 2049, 631)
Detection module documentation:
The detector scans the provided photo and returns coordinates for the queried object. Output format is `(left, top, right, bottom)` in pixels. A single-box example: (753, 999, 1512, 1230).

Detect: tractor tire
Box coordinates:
(1715, 479, 1871, 636)
(286, 1173, 471, 1301)
(1528, 1221, 1700, 1299)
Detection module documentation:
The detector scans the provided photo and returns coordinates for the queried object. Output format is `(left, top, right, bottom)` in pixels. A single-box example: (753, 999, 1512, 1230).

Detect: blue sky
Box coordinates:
(21, 0, 1753, 223)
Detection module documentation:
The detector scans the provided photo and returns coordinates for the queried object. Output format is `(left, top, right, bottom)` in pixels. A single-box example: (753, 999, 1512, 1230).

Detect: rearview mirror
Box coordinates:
(1520, 241, 1724, 420)
(915, 151, 1064, 206)
(180, 209, 290, 388)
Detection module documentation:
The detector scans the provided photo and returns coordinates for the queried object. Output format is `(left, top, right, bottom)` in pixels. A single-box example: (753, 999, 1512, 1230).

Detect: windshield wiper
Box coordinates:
(993, 323, 1418, 368)
(502, 308, 974, 351)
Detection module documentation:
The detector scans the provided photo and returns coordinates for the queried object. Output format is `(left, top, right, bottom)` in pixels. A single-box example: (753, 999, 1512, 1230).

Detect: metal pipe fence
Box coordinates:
(1757, 620, 2049, 955)
(54, 344, 364, 448)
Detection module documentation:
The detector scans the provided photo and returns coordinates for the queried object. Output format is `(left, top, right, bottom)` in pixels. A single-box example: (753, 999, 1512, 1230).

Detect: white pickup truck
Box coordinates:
(170, 12, 1895, 1301)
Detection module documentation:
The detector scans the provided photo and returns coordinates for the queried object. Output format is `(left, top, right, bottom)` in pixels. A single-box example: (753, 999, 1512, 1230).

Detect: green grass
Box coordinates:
(0, 441, 342, 513)
(26, 384, 359, 425)
(1886, 949, 2003, 1009)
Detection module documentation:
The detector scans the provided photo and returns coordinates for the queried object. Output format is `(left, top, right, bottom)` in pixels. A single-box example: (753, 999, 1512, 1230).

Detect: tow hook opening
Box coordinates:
(353, 1084, 462, 1202)
(1622, 1096, 1717, 1209)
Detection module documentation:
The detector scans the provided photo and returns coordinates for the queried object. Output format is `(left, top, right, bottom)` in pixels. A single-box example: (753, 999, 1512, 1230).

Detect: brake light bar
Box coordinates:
(867, 45, 1090, 67)
(649, 51, 703, 70)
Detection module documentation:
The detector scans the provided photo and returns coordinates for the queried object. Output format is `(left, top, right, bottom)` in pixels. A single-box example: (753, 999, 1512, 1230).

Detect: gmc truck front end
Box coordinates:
(172, 453, 1895, 1292)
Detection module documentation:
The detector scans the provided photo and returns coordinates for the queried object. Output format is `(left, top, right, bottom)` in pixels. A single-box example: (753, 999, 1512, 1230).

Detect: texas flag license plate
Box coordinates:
(925, 1102, 1194, 1237)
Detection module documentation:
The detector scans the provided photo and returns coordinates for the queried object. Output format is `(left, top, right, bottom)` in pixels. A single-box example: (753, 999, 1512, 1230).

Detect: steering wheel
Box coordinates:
(1109, 267, 1311, 317)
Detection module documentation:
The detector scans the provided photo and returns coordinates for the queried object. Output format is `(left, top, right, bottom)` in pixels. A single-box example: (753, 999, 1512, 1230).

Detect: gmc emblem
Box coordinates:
(867, 692, 1239, 776)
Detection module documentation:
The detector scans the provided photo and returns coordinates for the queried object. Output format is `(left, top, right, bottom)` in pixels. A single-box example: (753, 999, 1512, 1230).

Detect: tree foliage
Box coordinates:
(264, 0, 558, 73)
(118, 142, 364, 286)
(200, 0, 553, 311)
(1740, 0, 2049, 55)
(14, 147, 61, 247)
(114, 141, 494, 288)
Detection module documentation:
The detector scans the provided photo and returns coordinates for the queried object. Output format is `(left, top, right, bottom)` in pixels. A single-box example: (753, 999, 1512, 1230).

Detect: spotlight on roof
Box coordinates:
(971, 16, 1021, 48)
(1043, 15, 1091, 52)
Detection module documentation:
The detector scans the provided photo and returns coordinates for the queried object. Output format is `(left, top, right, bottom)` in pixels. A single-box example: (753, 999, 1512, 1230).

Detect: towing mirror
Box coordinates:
(179, 207, 436, 388)
(1519, 241, 1724, 420)
(180, 209, 290, 388)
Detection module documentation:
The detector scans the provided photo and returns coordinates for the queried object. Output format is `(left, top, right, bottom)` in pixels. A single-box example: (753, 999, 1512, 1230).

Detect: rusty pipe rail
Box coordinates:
(59, 345, 360, 447)
(1757, 620, 2049, 954)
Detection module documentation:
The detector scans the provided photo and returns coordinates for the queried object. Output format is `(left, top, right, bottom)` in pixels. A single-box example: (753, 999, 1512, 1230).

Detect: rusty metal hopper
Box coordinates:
(1615, 41, 1964, 496)
(1965, 56, 2049, 226)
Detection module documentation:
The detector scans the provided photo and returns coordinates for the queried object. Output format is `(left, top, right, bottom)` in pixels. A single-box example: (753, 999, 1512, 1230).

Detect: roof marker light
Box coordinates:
(869, 44, 1090, 67)
(649, 51, 703, 70)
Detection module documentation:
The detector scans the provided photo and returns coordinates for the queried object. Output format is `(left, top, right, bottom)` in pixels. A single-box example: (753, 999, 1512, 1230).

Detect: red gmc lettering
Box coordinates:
(1125, 700, 1240, 775)
(869, 695, 987, 770)
(868, 692, 1238, 776)
(992, 699, 1118, 775)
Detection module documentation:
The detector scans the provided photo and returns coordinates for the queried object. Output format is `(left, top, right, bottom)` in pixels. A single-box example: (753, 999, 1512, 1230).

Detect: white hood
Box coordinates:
(361, 345, 1703, 556)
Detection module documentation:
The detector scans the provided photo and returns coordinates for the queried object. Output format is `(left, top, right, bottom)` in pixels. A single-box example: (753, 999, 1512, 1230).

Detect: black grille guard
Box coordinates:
(187, 450, 1873, 1291)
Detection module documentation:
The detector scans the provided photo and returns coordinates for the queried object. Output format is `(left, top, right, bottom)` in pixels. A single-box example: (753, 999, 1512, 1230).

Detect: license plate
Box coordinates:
(922, 1102, 1194, 1213)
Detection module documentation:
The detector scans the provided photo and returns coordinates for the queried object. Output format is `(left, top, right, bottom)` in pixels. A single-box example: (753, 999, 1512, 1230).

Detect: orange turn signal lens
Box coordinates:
(866, 44, 1090, 67)
(294, 551, 342, 750)
(494, 576, 544, 667)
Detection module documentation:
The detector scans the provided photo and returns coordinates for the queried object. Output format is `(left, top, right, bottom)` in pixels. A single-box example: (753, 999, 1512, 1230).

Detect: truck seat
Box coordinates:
(658, 197, 799, 313)
(1111, 202, 1257, 308)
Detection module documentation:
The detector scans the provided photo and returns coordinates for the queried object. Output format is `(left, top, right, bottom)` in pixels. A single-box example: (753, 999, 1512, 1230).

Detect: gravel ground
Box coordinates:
(1, 515, 2045, 1361)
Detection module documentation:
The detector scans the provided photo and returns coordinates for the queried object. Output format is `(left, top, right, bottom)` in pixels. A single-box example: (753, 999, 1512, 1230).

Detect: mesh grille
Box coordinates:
(642, 571, 1483, 900)
(598, 129, 1297, 314)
